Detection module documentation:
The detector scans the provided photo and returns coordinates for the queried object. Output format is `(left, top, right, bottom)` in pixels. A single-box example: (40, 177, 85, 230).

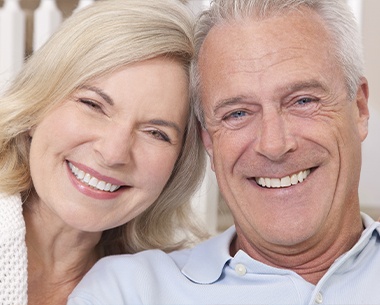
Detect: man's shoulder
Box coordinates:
(68, 248, 194, 304)
(75, 227, 234, 288)
(69, 227, 237, 303)
(94, 226, 236, 274)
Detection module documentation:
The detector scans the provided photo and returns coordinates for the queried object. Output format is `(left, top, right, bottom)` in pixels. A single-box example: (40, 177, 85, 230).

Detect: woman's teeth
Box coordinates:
(255, 169, 311, 188)
(68, 162, 121, 192)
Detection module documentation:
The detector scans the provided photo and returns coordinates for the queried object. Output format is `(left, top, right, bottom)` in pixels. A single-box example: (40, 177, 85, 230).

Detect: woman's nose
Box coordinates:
(93, 124, 134, 168)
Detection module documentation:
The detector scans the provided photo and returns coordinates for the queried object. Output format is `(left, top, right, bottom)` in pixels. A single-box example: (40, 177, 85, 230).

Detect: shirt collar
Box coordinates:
(361, 211, 378, 230)
(350, 212, 380, 253)
(181, 226, 236, 284)
(181, 214, 380, 284)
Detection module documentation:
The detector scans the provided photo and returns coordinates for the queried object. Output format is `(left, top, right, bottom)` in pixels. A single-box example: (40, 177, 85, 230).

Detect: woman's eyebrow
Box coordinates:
(80, 85, 114, 105)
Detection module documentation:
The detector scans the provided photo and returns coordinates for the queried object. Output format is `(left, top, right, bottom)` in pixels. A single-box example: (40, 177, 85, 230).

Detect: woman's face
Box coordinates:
(28, 57, 189, 232)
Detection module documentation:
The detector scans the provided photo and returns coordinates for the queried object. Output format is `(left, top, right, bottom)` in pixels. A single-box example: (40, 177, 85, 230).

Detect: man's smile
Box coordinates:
(254, 169, 311, 188)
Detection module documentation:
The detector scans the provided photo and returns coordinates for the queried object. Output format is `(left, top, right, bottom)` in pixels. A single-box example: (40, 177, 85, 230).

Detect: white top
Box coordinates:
(0, 193, 28, 305)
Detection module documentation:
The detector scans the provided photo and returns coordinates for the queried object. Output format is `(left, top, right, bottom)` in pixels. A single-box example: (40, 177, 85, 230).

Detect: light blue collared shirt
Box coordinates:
(68, 213, 380, 305)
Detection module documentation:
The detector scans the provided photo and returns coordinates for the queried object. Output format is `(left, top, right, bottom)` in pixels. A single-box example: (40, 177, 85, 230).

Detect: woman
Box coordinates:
(0, 0, 206, 304)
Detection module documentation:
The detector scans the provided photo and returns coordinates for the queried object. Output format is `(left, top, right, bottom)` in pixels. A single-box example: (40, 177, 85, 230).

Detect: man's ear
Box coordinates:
(355, 77, 370, 142)
(201, 127, 215, 172)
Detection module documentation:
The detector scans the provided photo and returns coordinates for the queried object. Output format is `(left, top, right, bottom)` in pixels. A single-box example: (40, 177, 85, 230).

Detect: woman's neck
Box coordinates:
(23, 200, 102, 305)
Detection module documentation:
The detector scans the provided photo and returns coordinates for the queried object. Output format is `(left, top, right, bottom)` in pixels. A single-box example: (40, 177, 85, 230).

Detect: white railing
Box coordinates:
(0, 0, 95, 91)
(0, 0, 207, 88)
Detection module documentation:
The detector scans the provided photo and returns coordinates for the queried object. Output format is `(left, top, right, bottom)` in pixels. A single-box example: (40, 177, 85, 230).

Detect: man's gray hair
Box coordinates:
(191, 0, 364, 128)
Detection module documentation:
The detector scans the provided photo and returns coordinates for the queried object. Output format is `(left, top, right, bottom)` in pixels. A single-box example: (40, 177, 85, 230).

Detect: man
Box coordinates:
(68, 1, 380, 304)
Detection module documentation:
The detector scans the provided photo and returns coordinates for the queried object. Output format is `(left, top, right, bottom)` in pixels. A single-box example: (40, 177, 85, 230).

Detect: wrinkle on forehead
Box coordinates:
(199, 5, 333, 62)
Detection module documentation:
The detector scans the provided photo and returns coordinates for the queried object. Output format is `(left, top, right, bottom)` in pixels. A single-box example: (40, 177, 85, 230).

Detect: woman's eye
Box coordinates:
(78, 98, 104, 113)
(149, 129, 171, 143)
(80, 98, 100, 108)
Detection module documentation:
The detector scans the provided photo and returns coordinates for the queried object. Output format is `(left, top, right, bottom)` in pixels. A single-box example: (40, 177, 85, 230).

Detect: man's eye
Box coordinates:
(225, 110, 247, 120)
(297, 98, 313, 105)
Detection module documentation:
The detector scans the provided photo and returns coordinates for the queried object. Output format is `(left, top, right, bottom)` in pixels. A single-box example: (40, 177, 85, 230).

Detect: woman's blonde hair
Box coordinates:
(0, 0, 206, 254)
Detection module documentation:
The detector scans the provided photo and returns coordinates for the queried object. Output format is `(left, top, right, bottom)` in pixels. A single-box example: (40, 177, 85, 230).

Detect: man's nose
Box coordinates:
(254, 110, 297, 161)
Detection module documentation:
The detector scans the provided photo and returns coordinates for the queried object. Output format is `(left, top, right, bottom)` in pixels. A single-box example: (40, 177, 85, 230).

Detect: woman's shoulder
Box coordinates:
(0, 192, 23, 229)
(0, 192, 28, 305)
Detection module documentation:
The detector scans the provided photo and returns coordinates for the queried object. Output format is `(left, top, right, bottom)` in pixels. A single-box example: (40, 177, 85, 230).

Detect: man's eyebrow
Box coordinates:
(213, 80, 328, 114)
(213, 96, 252, 114)
(79, 85, 114, 105)
(285, 80, 328, 93)
(148, 119, 182, 135)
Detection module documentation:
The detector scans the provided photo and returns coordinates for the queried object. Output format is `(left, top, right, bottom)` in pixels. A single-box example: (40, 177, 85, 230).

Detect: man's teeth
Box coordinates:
(255, 169, 311, 188)
(68, 162, 121, 192)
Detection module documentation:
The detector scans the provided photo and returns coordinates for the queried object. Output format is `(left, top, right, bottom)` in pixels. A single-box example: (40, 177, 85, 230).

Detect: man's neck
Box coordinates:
(231, 214, 364, 285)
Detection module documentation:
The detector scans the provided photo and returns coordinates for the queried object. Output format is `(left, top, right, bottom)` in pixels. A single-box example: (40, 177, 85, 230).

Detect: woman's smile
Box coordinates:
(68, 161, 123, 193)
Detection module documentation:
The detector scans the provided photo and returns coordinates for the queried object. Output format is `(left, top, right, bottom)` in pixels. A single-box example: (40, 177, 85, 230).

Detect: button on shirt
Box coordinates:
(68, 213, 380, 305)
(315, 292, 323, 304)
(234, 263, 247, 276)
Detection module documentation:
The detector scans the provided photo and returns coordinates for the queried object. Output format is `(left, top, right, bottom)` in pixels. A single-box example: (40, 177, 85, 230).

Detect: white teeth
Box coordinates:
(291, 174, 298, 185)
(83, 173, 91, 183)
(280, 176, 291, 187)
(96, 180, 106, 191)
(298, 171, 304, 183)
(68, 162, 121, 192)
(255, 169, 311, 189)
(271, 178, 281, 188)
(89, 177, 98, 187)
(104, 183, 111, 191)
(110, 185, 119, 192)
(77, 170, 85, 180)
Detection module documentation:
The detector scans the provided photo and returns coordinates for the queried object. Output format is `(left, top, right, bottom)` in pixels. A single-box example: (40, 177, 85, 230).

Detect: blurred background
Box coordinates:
(1, 0, 379, 234)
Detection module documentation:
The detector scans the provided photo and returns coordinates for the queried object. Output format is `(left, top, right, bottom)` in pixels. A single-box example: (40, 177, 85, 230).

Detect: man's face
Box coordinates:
(199, 8, 369, 251)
